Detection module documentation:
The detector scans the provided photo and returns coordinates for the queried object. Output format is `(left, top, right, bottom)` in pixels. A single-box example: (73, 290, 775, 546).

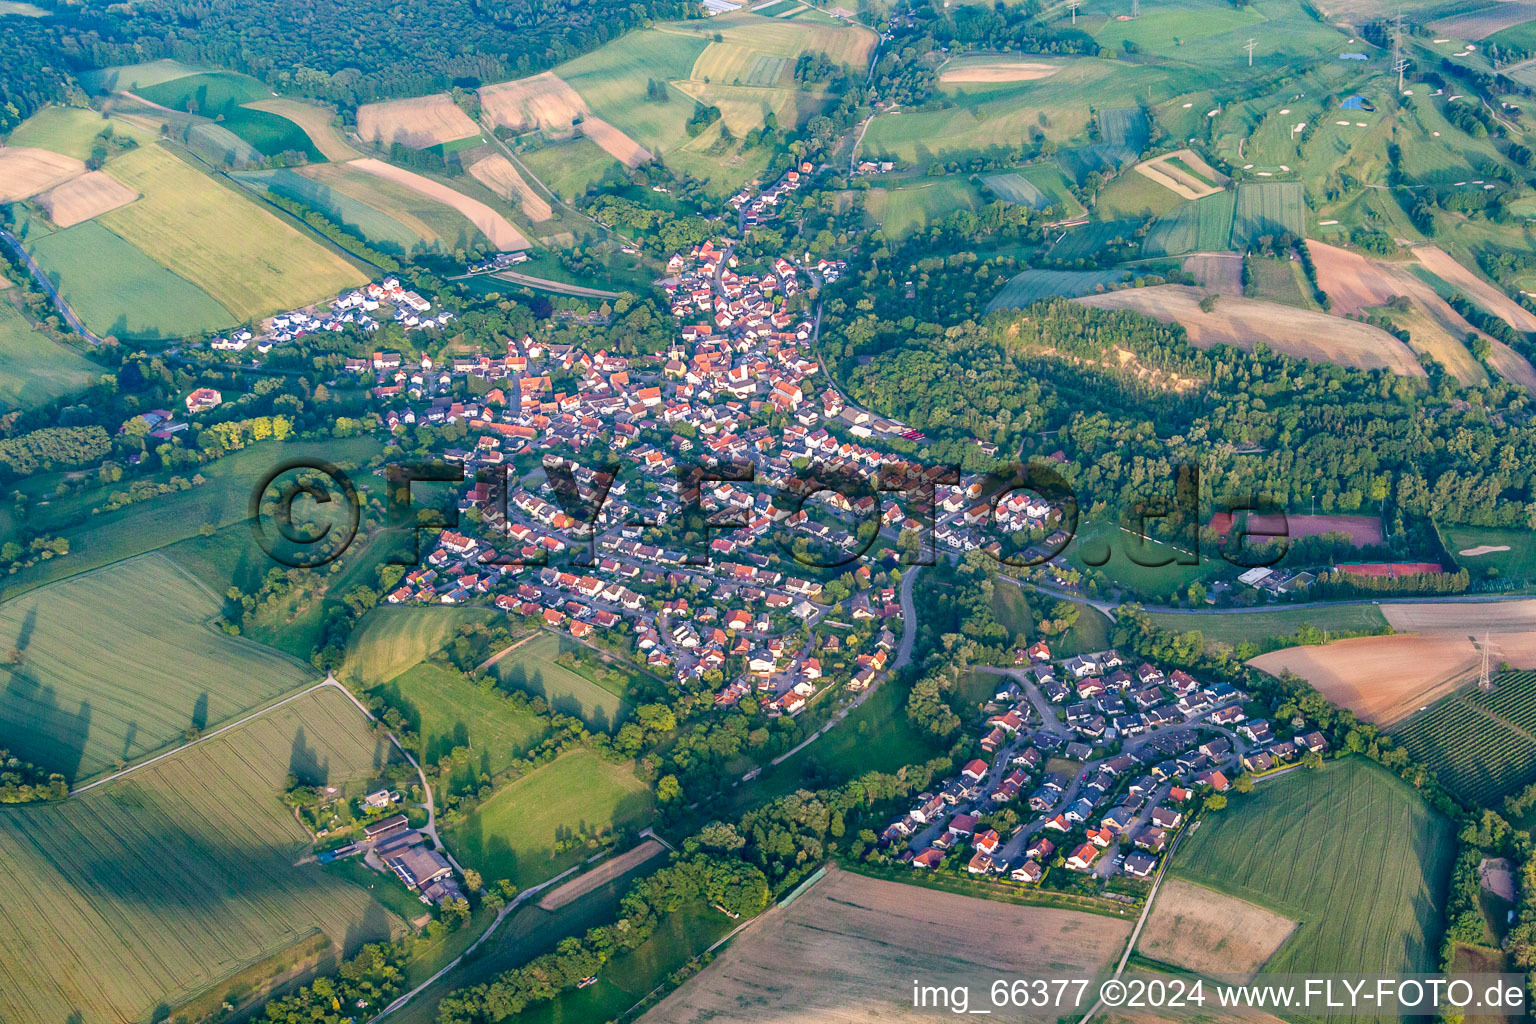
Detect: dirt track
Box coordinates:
(1077, 285, 1426, 377)
(537, 840, 664, 910)
(640, 866, 1130, 1023)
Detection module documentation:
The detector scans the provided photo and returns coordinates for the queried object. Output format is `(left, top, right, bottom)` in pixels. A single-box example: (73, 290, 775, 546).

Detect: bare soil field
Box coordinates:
(1134, 149, 1227, 200)
(1250, 626, 1536, 724)
(1429, 1, 1536, 40)
(940, 58, 1064, 83)
(355, 94, 479, 149)
(1247, 513, 1383, 545)
(0, 146, 85, 201)
(639, 866, 1131, 1024)
(1077, 285, 1426, 377)
(537, 840, 665, 911)
(346, 158, 530, 250)
(1137, 879, 1297, 980)
(242, 98, 361, 160)
(1183, 252, 1243, 293)
(464, 152, 553, 221)
(479, 72, 651, 166)
(1414, 244, 1536, 332)
(34, 170, 138, 227)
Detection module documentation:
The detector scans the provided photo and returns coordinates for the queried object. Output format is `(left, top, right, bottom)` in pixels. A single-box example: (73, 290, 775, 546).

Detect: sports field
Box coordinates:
(0, 300, 99, 409)
(373, 661, 549, 779)
(342, 604, 499, 687)
(1068, 520, 1213, 600)
(987, 268, 1128, 310)
(0, 553, 317, 782)
(98, 145, 363, 321)
(1396, 669, 1536, 803)
(444, 747, 654, 890)
(25, 219, 236, 338)
(0, 686, 404, 1024)
(1172, 757, 1454, 1009)
(641, 867, 1130, 1023)
(492, 631, 633, 729)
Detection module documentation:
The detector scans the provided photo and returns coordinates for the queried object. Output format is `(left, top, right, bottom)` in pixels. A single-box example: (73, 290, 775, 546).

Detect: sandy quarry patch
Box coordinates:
(478, 71, 651, 167)
(1137, 879, 1297, 981)
(1077, 285, 1426, 377)
(1460, 544, 1512, 557)
(940, 59, 1063, 83)
(1415, 244, 1536, 332)
(1134, 149, 1227, 201)
(0, 147, 86, 202)
(355, 94, 480, 150)
(537, 840, 664, 911)
(346, 159, 530, 250)
(640, 866, 1130, 1024)
(34, 170, 138, 227)
(1183, 252, 1244, 293)
(1250, 625, 1536, 724)
(464, 152, 553, 221)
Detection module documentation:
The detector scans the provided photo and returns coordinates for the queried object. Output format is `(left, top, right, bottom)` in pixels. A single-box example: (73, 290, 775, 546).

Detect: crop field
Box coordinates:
(0, 553, 316, 782)
(1020, 161, 1085, 215)
(1439, 524, 1536, 580)
(983, 169, 1049, 207)
(1245, 255, 1318, 308)
(939, 54, 1067, 84)
(134, 69, 268, 111)
(1138, 878, 1297, 979)
(1184, 252, 1244, 291)
(184, 120, 263, 166)
(464, 151, 554, 220)
(0, 300, 99, 409)
(6, 105, 143, 162)
(1486, 13, 1536, 49)
(346, 158, 530, 250)
(515, 136, 621, 199)
(372, 661, 549, 780)
(35, 169, 139, 227)
(342, 604, 498, 687)
(0, 146, 84, 201)
(1142, 191, 1237, 257)
(1091, 0, 1346, 72)
(1052, 218, 1144, 260)
(236, 166, 429, 254)
(1413, 244, 1536, 332)
(1232, 180, 1306, 245)
(445, 747, 653, 890)
(642, 867, 1131, 1024)
(1135, 148, 1226, 200)
(356, 93, 480, 149)
(1396, 671, 1536, 803)
(1432, 2, 1536, 39)
(25, 220, 236, 338)
(1077, 285, 1426, 376)
(1059, 141, 1139, 182)
(1098, 107, 1150, 151)
(0, 686, 404, 1024)
(98, 145, 363, 321)
(78, 58, 207, 94)
(988, 268, 1129, 310)
(1172, 757, 1454, 1006)
(863, 177, 982, 235)
(1097, 168, 1185, 220)
(492, 631, 632, 729)
(668, 11, 877, 72)
(242, 98, 361, 160)
(1146, 604, 1388, 650)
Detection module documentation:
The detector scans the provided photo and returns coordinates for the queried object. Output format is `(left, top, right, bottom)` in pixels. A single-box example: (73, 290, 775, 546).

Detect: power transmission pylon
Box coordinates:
(1245, 38, 1257, 67)
(1477, 631, 1501, 692)
(1069, 0, 1080, 23)
(1393, 9, 1408, 92)
(1131, 0, 1139, 17)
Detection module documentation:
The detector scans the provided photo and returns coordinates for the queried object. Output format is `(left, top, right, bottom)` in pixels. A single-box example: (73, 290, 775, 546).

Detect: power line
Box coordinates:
(1245, 37, 1257, 67)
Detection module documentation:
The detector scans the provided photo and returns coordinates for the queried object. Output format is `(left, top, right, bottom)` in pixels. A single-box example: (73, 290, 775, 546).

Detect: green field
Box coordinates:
(1054, 601, 1115, 658)
(516, 135, 623, 199)
(1232, 180, 1307, 245)
(1395, 672, 1536, 804)
(1051, 217, 1143, 260)
(445, 748, 654, 890)
(0, 686, 405, 1024)
(0, 299, 99, 409)
(342, 605, 499, 688)
(1245, 254, 1319, 308)
(97, 144, 363, 322)
(1146, 604, 1389, 649)
(235, 166, 435, 254)
(985, 162, 1085, 216)
(77, 58, 209, 94)
(990, 579, 1035, 639)
(1095, 168, 1184, 220)
(184, 120, 263, 166)
(1142, 191, 1237, 256)
(493, 631, 633, 730)
(1438, 523, 1536, 581)
(1090, 0, 1347, 72)
(0, 553, 318, 782)
(5, 105, 149, 161)
(987, 268, 1128, 311)
(373, 661, 550, 779)
(138, 71, 324, 160)
(864, 177, 983, 235)
(1068, 521, 1214, 600)
(1173, 757, 1454, 1007)
(983, 171, 1049, 208)
(25, 219, 237, 338)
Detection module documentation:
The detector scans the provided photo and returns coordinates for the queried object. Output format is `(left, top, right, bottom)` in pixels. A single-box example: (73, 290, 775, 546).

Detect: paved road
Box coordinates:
(0, 227, 105, 344)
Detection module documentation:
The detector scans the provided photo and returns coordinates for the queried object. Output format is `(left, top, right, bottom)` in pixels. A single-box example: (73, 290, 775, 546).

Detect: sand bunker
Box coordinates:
(1460, 544, 1512, 557)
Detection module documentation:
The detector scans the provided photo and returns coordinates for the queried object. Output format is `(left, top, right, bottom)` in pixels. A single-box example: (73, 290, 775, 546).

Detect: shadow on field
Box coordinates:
(288, 726, 331, 786)
(1, 670, 92, 783)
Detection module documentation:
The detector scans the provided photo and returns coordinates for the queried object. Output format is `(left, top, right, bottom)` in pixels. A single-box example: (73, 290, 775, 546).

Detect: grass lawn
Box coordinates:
(24, 220, 237, 339)
(97, 144, 364, 322)
(77, 58, 209, 94)
(1095, 169, 1184, 220)
(0, 299, 99, 409)
(0, 687, 405, 1024)
(1068, 521, 1214, 600)
(444, 748, 654, 890)
(1145, 604, 1388, 649)
(492, 631, 634, 731)
(517, 136, 623, 200)
(864, 177, 983, 236)
(373, 661, 550, 779)
(6, 105, 152, 161)
(342, 605, 499, 688)
(1173, 756, 1454, 1015)
(1053, 602, 1114, 658)
(990, 580, 1035, 640)
(1245, 255, 1320, 308)
(1437, 523, 1536, 582)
